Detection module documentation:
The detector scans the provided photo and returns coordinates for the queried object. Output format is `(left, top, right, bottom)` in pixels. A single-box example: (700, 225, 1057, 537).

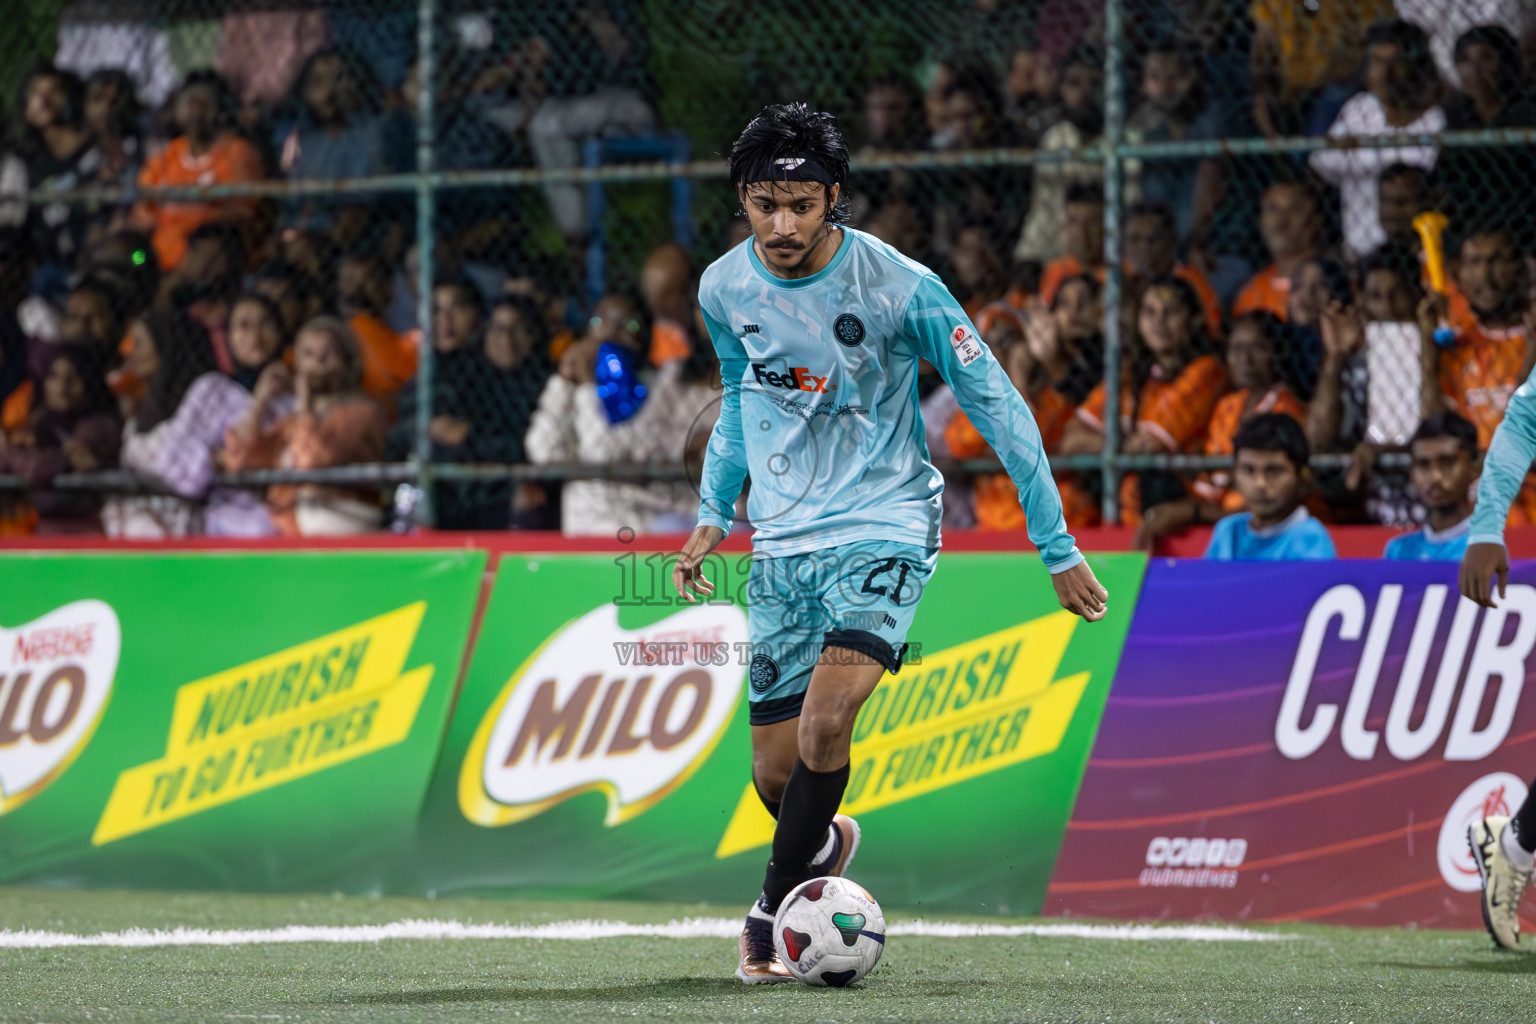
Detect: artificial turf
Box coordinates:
(0, 886, 1531, 1023)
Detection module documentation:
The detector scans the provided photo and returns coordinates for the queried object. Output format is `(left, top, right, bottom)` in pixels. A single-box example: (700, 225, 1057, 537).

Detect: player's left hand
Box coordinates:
(1053, 560, 1108, 622)
(672, 525, 725, 604)
(1459, 542, 1509, 608)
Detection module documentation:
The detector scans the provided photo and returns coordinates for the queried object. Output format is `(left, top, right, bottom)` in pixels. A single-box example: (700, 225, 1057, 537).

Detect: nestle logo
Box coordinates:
(13, 625, 94, 665)
(751, 363, 836, 394)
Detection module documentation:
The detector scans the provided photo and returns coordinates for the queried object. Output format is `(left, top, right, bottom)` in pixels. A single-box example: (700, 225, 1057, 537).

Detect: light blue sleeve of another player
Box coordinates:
(1469, 376, 1536, 547)
(695, 309, 750, 536)
(902, 275, 1083, 573)
(1382, 534, 1410, 560)
(1204, 515, 1239, 559)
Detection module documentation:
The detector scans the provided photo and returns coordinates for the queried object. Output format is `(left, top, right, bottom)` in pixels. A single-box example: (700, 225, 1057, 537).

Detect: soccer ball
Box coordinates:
(772, 876, 886, 987)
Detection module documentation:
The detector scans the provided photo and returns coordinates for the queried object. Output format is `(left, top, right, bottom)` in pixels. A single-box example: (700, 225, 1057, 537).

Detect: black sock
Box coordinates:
(760, 759, 849, 912)
(754, 781, 781, 821)
(1515, 779, 1536, 854)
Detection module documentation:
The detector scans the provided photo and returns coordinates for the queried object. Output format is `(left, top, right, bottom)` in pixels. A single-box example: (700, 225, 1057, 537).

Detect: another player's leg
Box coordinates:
(1469, 777, 1536, 948)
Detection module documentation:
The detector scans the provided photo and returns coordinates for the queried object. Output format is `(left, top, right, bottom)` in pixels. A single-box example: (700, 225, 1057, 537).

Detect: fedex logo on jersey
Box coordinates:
(752, 363, 838, 394)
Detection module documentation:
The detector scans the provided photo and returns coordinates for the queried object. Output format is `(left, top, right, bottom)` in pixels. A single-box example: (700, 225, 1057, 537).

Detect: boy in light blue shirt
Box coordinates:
(1205, 413, 1336, 560)
(1382, 413, 1478, 561)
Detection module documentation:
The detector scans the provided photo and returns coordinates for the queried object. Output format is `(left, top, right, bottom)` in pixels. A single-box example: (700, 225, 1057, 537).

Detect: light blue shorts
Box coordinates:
(743, 539, 939, 725)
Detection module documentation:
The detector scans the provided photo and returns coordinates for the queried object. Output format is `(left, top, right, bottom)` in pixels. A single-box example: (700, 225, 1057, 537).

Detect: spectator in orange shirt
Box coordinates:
(1059, 275, 1228, 524)
(224, 315, 388, 536)
(1123, 200, 1222, 339)
(1038, 183, 1105, 305)
(335, 245, 417, 407)
(132, 70, 264, 273)
(1231, 178, 1326, 321)
(1136, 310, 1306, 549)
(1419, 226, 1531, 448)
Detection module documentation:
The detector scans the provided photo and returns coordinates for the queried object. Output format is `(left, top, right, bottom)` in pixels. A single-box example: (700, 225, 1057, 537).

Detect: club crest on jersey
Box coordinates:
(833, 313, 865, 348)
(752, 363, 837, 393)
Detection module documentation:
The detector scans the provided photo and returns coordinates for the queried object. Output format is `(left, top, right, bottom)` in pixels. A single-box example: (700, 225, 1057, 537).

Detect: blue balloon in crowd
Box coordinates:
(595, 341, 648, 424)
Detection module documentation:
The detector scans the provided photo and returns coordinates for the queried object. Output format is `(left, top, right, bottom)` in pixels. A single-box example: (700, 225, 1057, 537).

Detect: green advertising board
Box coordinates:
(0, 550, 484, 891)
(411, 550, 1146, 912)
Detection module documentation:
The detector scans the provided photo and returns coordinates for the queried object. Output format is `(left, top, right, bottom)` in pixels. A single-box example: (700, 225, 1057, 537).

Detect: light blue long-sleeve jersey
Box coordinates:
(695, 228, 1083, 573)
(1469, 373, 1536, 547)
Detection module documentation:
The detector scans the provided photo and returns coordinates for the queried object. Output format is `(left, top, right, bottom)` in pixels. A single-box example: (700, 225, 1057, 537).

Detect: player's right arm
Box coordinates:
(675, 307, 750, 604)
(1461, 378, 1536, 606)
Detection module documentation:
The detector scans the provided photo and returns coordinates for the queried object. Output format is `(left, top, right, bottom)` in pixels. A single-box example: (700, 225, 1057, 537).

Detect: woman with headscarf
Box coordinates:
(0, 344, 120, 534)
(107, 293, 292, 537)
(101, 305, 217, 536)
(224, 315, 388, 535)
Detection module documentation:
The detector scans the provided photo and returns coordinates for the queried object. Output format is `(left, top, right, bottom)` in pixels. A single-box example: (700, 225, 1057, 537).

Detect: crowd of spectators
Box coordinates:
(0, 1, 1534, 550)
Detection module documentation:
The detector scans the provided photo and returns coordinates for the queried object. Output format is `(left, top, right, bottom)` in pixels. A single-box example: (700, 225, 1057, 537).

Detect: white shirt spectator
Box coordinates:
(1309, 92, 1445, 260)
(526, 359, 719, 536)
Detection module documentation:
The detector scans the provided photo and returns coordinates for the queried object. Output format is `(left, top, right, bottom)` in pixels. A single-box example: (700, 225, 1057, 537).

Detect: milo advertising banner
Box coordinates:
(1048, 560, 1536, 929)
(0, 551, 484, 891)
(412, 551, 1145, 911)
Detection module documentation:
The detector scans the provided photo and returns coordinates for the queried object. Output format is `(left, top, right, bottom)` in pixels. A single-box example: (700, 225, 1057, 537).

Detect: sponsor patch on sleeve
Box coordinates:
(950, 324, 984, 367)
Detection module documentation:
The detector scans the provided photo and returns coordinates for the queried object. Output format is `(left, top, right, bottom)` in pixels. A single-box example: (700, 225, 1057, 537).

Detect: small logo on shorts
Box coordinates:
(833, 314, 865, 347)
(749, 653, 780, 694)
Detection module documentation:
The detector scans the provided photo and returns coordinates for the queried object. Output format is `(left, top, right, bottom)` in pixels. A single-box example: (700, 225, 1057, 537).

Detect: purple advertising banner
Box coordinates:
(1047, 560, 1536, 930)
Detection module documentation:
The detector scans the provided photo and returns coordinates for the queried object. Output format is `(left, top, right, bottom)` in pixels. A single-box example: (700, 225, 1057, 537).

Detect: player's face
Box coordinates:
(741, 181, 840, 274)
(1458, 234, 1521, 317)
(1410, 436, 1474, 511)
(1234, 448, 1303, 524)
(1225, 320, 1273, 391)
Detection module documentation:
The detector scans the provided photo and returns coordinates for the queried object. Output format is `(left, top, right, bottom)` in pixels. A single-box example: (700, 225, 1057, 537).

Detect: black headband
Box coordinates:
(741, 154, 837, 187)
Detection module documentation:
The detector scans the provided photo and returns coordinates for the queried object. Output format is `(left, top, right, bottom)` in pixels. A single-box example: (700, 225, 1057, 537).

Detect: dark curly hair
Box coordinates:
(728, 102, 851, 224)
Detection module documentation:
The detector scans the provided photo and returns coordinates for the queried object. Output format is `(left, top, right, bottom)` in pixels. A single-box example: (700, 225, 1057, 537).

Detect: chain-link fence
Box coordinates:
(2, 0, 1533, 539)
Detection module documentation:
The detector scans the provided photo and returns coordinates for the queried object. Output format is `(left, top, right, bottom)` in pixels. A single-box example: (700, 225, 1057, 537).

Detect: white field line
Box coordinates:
(0, 917, 1290, 949)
